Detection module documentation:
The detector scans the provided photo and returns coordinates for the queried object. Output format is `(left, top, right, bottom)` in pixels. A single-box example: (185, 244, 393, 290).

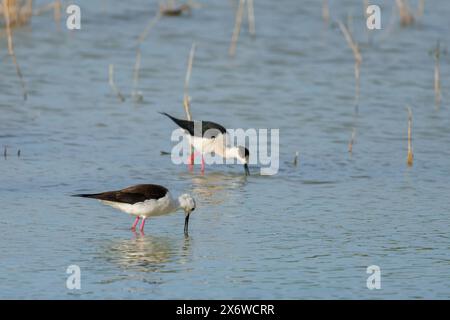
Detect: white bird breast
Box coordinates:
(101, 193, 176, 218)
(188, 134, 226, 155)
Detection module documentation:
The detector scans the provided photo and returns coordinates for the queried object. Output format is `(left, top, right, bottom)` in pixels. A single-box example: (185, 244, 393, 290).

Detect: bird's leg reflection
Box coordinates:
(105, 235, 173, 270)
(103, 233, 193, 272)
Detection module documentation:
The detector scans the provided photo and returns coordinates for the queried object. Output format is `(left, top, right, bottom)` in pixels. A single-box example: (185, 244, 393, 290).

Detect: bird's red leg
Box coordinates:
(139, 218, 146, 233)
(201, 155, 205, 173)
(131, 217, 140, 231)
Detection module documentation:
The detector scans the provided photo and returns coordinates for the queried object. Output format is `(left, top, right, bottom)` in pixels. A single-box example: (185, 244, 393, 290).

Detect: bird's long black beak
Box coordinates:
(184, 213, 190, 235)
(244, 163, 250, 176)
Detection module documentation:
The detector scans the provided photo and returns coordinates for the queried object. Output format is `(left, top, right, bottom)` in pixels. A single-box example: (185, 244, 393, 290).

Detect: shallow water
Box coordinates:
(1, 0, 449, 299)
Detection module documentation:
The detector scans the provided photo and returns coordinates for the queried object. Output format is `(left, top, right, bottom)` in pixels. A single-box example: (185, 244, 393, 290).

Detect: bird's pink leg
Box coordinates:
(201, 155, 205, 173)
(131, 217, 140, 231)
(139, 218, 146, 233)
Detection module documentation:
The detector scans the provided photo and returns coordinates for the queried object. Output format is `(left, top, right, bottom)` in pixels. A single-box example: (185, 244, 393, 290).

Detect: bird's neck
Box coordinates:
(171, 196, 183, 211)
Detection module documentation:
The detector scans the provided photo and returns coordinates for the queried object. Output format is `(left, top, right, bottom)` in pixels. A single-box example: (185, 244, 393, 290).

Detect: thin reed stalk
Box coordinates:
(348, 128, 356, 153)
(293, 151, 299, 166)
(19, 0, 32, 25)
(108, 64, 125, 102)
(138, 11, 161, 43)
(2, 0, 28, 100)
(338, 21, 362, 105)
(229, 0, 245, 57)
(183, 42, 196, 120)
(131, 47, 143, 102)
(433, 41, 441, 109)
(406, 106, 413, 166)
(396, 0, 415, 26)
(247, 0, 255, 37)
(130, 10, 161, 102)
(322, 0, 329, 25)
(53, 0, 61, 27)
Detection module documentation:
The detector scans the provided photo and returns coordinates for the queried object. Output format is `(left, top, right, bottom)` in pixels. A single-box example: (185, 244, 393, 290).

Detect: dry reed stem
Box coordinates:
(434, 41, 441, 109)
(183, 42, 196, 121)
(322, 0, 329, 25)
(138, 11, 161, 43)
(16, 0, 33, 25)
(348, 128, 356, 153)
(354, 61, 361, 103)
(229, 0, 245, 57)
(396, 0, 415, 26)
(247, 0, 255, 37)
(406, 106, 413, 166)
(53, 0, 61, 26)
(338, 21, 362, 103)
(133, 48, 141, 89)
(2, 0, 27, 100)
(108, 64, 125, 102)
(337, 21, 362, 64)
(131, 47, 143, 101)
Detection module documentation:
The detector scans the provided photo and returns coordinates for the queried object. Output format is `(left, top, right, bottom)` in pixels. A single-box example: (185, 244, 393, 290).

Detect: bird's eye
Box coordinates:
(191, 207, 195, 211)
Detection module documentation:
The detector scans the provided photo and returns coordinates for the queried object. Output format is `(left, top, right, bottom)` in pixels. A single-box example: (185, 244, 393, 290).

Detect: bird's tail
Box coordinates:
(159, 112, 193, 132)
(159, 112, 178, 123)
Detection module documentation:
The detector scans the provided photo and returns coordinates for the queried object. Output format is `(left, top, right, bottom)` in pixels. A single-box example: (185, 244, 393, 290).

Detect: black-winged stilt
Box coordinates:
(160, 112, 250, 175)
(73, 184, 196, 234)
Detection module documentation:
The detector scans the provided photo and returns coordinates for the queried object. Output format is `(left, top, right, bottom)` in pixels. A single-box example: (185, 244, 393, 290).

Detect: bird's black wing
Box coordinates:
(73, 184, 169, 204)
(160, 112, 226, 137)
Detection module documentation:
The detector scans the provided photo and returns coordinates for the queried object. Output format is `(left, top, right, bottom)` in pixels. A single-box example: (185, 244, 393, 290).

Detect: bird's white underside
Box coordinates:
(189, 134, 227, 156)
(100, 193, 177, 218)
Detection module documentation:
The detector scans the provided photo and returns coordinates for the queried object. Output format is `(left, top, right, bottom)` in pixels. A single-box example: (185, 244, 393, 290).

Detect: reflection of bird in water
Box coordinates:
(103, 234, 191, 272)
(184, 172, 248, 206)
